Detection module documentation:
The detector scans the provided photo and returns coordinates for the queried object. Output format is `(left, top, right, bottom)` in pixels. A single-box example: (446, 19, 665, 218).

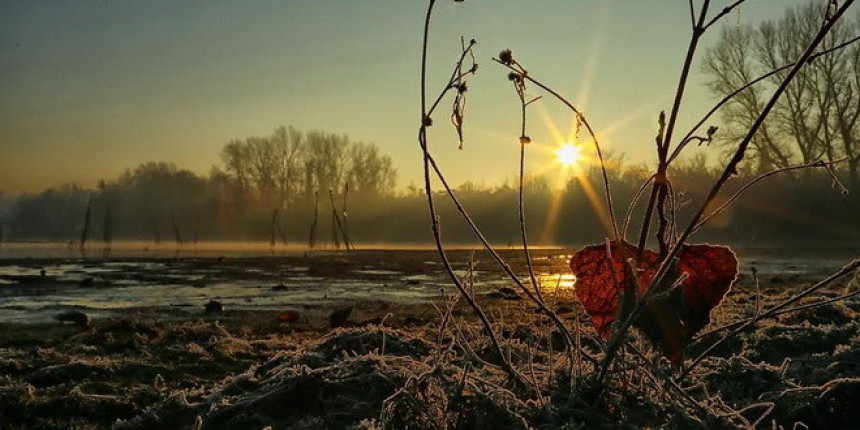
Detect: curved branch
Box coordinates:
(514, 81, 544, 302)
(622, 174, 656, 240)
(691, 158, 848, 233)
(703, 0, 751, 32)
(419, 0, 523, 386)
(426, 149, 600, 366)
(679, 259, 860, 380)
(493, 59, 620, 241)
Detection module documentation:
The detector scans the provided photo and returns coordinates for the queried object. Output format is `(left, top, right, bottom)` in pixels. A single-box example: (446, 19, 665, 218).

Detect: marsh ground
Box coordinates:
(0, 248, 857, 428)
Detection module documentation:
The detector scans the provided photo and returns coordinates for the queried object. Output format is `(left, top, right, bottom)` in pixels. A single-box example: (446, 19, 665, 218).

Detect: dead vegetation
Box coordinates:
(0, 279, 857, 429)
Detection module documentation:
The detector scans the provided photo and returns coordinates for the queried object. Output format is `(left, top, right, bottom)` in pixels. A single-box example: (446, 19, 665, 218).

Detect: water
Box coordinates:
(0, 241, 856, 324)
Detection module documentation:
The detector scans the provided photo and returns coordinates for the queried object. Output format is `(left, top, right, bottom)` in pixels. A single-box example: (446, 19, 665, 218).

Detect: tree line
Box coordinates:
(1, 127, 397, 244)
(2, 153, 857, 247)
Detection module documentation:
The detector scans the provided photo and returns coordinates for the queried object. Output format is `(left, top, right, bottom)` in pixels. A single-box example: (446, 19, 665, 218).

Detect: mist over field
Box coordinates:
(1, 141, 857, 247)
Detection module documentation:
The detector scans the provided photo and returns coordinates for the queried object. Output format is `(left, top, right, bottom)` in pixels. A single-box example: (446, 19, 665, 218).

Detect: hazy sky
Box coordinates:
(0, 0, 815, 195)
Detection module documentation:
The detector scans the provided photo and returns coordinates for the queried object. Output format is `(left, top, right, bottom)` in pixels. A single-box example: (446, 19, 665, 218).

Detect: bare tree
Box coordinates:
(703, 3, 860, 184)
(220, 127, 397, 205)
(305, 131, 349, 197)
(345, 142, 397, 197)
(246, 136, 279, 199)
(271, 126, 305, 208)
(220, 139, 252, 192)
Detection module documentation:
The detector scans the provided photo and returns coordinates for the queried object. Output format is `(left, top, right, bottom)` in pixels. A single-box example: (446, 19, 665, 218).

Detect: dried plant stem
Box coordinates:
(687, 0, 696, 28)
(638, 0, 710, 260)
(679, 259, 860, 380)
(419, 0, 524, 386)
(594, 1, 856, 392)
(702, 0, 750, 31)
(493, 59, 619, 241)
(433, 287, 460, 364)
(696, 267, 860, 341)
(420, 3, 598, 374)
(622, 174, 656, 239)
(426, 151, 598, 365)
(692, 159, 848, 233)
(651, 0, 856, 301)
(626, 343, 709, 416)
(514, 79, 544, 302)
(519, 143, 543, 302)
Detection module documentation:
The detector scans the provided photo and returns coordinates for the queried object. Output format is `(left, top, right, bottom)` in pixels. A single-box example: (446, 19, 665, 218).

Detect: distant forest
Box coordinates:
(0, 125, 857, 247)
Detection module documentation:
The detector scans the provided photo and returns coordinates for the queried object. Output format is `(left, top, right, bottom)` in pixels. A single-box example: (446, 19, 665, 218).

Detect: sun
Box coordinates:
(556, 143, 582, 167)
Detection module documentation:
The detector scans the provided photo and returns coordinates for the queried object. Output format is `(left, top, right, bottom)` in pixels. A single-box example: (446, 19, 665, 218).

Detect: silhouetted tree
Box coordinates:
(702, 3, 859, 184)
(346, 142, 397, 197)
(218, 127, 397, 204)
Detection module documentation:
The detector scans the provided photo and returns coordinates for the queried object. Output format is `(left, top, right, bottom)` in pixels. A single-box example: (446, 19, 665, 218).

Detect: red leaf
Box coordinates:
(676, 244, 739, 335)
(569, 241, 737, 363)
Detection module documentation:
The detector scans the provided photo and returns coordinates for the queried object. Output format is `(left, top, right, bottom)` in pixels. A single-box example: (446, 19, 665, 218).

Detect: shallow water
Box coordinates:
(0, 242, 856, 324)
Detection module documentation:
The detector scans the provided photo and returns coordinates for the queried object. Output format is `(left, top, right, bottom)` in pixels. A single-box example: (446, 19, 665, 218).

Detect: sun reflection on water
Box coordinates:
(538, 273, 577, 291)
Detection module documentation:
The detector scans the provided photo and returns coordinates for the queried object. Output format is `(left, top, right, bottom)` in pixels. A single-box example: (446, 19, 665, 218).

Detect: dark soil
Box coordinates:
(0, 253, 858, 429)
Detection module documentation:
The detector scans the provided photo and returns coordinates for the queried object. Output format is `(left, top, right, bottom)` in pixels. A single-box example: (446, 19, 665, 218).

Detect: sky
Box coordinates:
(0, 0, 816, 195)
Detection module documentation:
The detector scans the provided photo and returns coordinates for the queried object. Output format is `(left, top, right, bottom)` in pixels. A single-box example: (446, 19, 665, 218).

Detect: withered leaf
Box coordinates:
(569, 241, 738, 363)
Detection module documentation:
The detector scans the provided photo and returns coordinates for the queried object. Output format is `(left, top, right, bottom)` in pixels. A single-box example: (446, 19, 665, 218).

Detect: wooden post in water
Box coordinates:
(329, 189, 341, 249)
(79, 195, 92, 249)
(307, 191, 319, 253)
(102, 198, 113, 254)
(329, 188, 351, 251)
(341, 183, 352, 251)
(170, 211, 183, 246)
(270, 209, 278, 247)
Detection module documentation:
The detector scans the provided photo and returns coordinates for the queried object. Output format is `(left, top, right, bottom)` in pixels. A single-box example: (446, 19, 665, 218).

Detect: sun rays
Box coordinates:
(556, 143, 583, 167)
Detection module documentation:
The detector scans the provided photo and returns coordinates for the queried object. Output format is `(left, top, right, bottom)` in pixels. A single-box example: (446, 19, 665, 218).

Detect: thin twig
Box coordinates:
(595, 1, 713, 392)
(679, 259, 860, 380)
(419, 0, 523, 386)
(692, 158, 848, 232)
(702, 0, 751, 31)
(695, 275, 860, 341)
(638, 1, 710, 261)
(511, 73, 545, 303)
(493, 58, 620, 241)
(688, 0, 697, 29)
(426, 150, 599, 366)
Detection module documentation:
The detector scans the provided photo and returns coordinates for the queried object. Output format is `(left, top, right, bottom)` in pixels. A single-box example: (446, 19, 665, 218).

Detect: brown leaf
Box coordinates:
(570, 241, 738, 363)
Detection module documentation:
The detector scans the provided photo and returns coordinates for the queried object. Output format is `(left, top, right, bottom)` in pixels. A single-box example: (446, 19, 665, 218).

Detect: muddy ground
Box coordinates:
(0, 250, 858, 429)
